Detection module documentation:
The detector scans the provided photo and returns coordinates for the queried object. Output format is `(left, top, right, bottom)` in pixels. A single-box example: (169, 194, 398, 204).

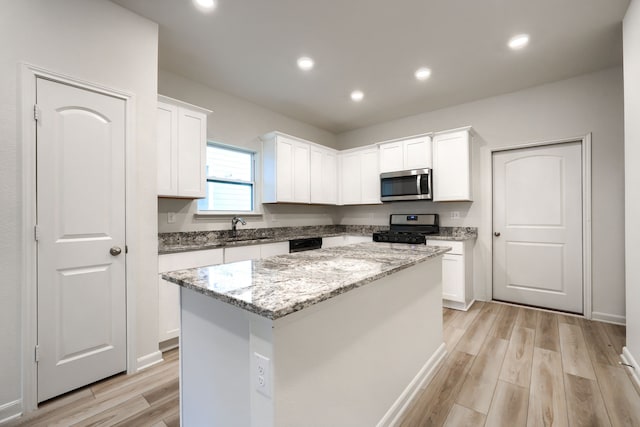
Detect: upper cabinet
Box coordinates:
(432, 127, 473, 202)
(263, 132, 313, 204)
(310, 144, 338, 204)
(339, 146, 382, 205)
(157, 95, 211, 198)
(379, 134, 432, 173)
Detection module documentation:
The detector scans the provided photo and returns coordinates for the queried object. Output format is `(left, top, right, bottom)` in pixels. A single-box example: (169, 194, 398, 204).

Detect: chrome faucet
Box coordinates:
(231, 216, 246, 237)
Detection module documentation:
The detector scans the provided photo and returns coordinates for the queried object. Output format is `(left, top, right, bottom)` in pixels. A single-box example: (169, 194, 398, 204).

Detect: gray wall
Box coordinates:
(624, 0, 640, 372)
(337, 67, 626, 323)
(0, 0, 158, 419)
(157, 70, 340, 232)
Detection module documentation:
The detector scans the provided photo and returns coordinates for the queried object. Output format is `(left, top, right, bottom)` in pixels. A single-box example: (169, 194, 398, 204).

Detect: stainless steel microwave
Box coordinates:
(380, 168, 432, 201)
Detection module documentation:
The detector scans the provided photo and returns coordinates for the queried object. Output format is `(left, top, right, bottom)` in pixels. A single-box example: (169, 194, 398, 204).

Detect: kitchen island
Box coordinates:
(162, 242, 449, 427)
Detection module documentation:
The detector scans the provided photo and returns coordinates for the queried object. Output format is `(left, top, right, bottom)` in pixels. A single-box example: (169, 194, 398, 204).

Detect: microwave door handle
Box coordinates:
(416, 174, 421, 195)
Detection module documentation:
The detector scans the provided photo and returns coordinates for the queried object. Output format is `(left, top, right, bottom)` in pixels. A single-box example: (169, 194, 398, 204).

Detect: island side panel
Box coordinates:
(271, 257, 444, 427)
(180, 287, 253, 426)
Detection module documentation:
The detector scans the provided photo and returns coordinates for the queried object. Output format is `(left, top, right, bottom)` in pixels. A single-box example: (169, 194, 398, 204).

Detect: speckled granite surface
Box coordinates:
(158, 225, 476, 254)
(162, 242, 450, 320)
(427, 227, 477, 241)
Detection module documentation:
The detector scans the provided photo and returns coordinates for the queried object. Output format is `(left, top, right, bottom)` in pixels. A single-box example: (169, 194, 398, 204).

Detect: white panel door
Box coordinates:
(276, 137, 294, 202)
(404, 136, 432, 170)
(433, 130, 472, 201)
(323, 150, 338, 204)
(224, 245, 262, 263)
(493, 142, 583, 313)
(157, 101, 178, 196)
(360, 148, 381, 204)
(379, 141, 404, 173)
(442, 254, 464, 303)
(311, 147, 337, 204)
(292, 141, 310, 203)
(310, 147, 323, 203)
(340, 152, 361, 205)
(177, 107, 206, 198)
(36, 78, 127, 402)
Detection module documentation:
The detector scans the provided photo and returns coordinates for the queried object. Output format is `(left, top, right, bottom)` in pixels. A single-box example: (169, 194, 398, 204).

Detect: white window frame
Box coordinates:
(196, 142, 261, 216)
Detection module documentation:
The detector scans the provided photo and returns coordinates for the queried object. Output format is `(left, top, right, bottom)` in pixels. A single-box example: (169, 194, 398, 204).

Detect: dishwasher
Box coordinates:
(289, 237, 322, 253)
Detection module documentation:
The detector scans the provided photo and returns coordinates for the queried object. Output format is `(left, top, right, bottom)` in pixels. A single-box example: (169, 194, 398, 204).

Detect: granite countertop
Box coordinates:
(158, 225, 477, 254)
(161, 242, 450, 320)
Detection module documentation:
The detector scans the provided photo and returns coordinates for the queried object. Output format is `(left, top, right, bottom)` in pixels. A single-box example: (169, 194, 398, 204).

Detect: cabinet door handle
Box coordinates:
(494, 232, 501, 237)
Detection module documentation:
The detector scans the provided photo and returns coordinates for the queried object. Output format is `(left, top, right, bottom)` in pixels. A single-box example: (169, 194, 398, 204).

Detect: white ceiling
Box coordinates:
(112, 0, 629, 134)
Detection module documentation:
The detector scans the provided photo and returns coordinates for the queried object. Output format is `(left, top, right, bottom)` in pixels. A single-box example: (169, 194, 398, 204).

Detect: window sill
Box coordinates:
(194, 211, 264, 219)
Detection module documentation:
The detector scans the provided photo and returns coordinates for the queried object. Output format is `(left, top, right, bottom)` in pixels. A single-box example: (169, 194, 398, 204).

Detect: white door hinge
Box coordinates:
(33, 104, 41, 122)
(35, 345, 40, 363)
(34, 225, 40, 241)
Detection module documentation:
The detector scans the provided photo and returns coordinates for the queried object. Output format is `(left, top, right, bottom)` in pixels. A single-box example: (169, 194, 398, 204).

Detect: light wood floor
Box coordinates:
(8, 302, 640, 426)
(400, 302, 640, 427)
(7, 349, 180, 427)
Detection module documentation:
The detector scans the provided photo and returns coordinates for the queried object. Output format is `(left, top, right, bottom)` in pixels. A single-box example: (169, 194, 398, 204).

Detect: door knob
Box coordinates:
(494, 232, 501, 237)
(110, 246, 122, 256)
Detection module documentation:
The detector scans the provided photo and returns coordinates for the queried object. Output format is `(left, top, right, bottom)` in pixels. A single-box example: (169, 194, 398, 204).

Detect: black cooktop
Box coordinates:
(372, 214, 440, 244)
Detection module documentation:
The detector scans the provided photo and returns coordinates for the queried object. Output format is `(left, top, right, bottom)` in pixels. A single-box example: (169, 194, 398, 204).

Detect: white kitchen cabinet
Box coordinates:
(344, 235, 373, 245)
(157, 95, 211, 198)
(158, 248, 224, 347)
(322, 236, 346, 248)
(379, 134, 432, 173)
(262, 132, 311, 204)
(259, 241, 290, 258)
(378, 141, 404, 173)
(427, 239, 474, 310)
(224, 241, 290, 263)
(432, 127, 473, 202)
(310, 145, 338, 204)
(224, 245, 262, 263)
(339, 146, 382, 205)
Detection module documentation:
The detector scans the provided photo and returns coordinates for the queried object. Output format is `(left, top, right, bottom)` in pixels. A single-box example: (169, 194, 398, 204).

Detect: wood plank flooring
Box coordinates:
(401, 302, 640, 427)
(7, 349, 180, 427)
(7, 302, 640, 426)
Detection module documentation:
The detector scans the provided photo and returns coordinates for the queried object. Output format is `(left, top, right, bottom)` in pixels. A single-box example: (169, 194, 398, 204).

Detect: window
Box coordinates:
(197, 143, 255, 212)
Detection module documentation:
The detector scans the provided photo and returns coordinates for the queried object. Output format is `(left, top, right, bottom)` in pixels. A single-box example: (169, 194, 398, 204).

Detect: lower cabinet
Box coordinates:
(159, 242, 290, 348)
(223, 245, 262, 263)
(427, 240, 474, 311)
(158, 248, 224, 348)
(344, 235, 373, 245)
(158, 237, 375, 347)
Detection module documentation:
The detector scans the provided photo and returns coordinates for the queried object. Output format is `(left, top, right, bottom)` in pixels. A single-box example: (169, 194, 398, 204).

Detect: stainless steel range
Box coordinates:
(373, 214, 440, 244)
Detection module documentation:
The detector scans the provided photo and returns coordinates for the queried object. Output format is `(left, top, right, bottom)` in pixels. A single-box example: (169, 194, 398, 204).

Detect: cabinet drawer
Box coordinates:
(159, 248, 224, 272)
(427, 240, 464, 255)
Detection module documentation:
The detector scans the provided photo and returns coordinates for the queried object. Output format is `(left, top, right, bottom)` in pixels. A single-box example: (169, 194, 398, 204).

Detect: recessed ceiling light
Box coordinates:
(415, 67, 432, 81)
(350, 90, 364, 102)
(508, 34, 529, 50)
(194, 0, 216, 10)
(297, 57, 314, 71)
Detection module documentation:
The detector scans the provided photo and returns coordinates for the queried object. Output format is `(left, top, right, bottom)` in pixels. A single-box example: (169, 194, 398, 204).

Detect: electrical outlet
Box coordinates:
(167, 212, 176, 224)
(450, 211, 460, 220)
(255, 352, 271, 397)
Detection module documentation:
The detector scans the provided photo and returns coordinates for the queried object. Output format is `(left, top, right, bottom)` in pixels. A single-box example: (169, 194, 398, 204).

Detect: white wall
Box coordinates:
(337, 67, 626, 322)
(0, 0, 158, 419)
(157, 70, 339, 232)
(623, 0, 640, 374)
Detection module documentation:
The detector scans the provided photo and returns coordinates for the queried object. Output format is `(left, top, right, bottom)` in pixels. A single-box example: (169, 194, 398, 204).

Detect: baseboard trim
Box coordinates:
(622, 347, 640, 393)
(443, 299, 476, 311)
(591, 311, 626, 325)
(137, 350, 163, 371)
(377, 343, 447, 427)
(0, 399, 22, 424)
(159, 337, 179, 352)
